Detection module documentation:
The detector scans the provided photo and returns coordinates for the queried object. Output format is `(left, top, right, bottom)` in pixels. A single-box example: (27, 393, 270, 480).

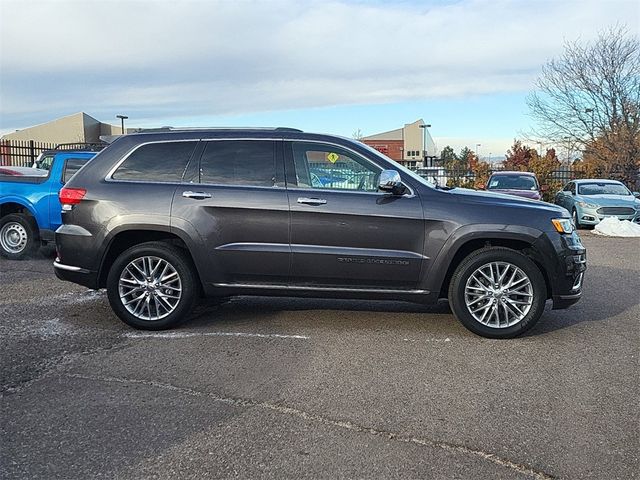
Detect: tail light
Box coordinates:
(59, 187, 86, 207)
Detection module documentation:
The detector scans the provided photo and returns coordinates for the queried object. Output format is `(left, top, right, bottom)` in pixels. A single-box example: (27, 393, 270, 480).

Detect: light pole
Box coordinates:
(116, 115, 129, 135)
(419, 123, 432, 168)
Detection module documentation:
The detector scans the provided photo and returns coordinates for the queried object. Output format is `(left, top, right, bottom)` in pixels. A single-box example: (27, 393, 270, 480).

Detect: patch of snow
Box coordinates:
(593, 216, 640, 237)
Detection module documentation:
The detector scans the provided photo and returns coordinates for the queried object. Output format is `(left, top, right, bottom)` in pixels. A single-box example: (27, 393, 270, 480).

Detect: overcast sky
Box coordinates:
(1, 0, 638, 156)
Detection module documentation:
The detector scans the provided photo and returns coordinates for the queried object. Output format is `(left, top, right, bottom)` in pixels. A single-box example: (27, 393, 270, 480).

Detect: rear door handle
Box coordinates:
(182, 191, 212, 199)
(297, 197, 327, 205)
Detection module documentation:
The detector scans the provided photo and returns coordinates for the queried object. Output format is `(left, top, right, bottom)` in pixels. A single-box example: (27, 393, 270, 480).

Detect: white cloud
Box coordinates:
(0, 0, 638, 129)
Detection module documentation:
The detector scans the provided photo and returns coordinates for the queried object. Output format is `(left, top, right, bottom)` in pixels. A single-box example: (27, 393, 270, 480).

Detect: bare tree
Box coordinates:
(352, 128, 364, 141)
(527, 26, 639, 169)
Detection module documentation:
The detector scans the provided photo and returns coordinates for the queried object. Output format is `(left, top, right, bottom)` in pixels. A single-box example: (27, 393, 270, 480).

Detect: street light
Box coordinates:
(116, 115, 129, 135)
(419, 123, 432, 167)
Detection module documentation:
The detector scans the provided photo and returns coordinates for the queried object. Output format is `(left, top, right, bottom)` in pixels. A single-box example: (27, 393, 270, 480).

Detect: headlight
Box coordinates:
(576, 201, 597, 209)
(552, 218, 574, 234)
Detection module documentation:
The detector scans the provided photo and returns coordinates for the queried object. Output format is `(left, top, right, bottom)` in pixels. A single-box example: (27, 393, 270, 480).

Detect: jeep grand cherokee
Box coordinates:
(53, 128, 586, 338)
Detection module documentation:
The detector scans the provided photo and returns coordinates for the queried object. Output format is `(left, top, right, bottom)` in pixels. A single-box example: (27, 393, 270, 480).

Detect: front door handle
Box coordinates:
(182, 191, 212, 200)
(297, 197, 327, 205)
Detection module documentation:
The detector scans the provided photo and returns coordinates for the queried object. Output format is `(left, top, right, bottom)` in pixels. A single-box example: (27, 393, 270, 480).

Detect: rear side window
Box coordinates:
(63, 158, 87, 183)
(112, 141, 197, 182)
(199, 140, 275, 187)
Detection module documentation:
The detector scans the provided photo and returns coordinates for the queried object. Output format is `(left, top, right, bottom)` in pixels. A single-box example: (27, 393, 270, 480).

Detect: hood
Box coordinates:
(576, 194, 639, 207)
(488, 188, 541, 200)
(449, 188, 567, 216)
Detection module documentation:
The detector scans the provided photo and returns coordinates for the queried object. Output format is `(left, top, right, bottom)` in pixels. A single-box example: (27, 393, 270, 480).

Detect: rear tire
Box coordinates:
(448, 247, 547, 339)
(0, 213, 38, 260)
(106, 242, 198, 330)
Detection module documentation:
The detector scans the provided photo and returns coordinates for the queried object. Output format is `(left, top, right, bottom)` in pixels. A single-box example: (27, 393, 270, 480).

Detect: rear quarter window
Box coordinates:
(112, 141, 197, 182)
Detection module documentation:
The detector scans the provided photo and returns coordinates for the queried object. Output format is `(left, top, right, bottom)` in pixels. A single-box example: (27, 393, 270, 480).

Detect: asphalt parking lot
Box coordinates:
(1, 232, 638, 479)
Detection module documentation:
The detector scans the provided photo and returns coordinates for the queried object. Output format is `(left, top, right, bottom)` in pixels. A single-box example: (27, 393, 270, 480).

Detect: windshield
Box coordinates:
(488, 175, 537, 190)
(578, 182, 630, 196)
(359, 142, 436, 188)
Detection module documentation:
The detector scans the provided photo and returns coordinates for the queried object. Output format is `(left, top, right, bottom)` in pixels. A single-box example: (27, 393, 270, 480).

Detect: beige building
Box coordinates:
(1, 112, 126, 144)
(362, 119, 436, 168)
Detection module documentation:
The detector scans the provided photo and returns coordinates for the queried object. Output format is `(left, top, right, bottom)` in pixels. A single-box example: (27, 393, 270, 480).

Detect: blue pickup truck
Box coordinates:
(0, 150, 97, 259)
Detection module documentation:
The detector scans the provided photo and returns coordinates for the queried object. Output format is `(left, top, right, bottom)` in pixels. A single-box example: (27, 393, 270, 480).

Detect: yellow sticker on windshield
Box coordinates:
(326, 152, 339, 163)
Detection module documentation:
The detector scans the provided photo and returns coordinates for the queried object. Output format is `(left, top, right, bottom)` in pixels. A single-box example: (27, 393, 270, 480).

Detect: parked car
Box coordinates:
(0, 150, 97, 259)
(54, 128, 586, 339)
(555, 179, 640, 228)
(484, 171, 543, 200)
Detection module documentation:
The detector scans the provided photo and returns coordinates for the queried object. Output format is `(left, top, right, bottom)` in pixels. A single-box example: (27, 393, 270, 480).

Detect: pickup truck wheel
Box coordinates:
(0, 213, 38, 260)
(448, 247, 547, 339)
(106, 242, 198, 330)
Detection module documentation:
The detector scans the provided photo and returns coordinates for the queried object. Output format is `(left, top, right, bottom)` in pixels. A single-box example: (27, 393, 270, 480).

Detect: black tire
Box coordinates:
(106, 241, 199, 330)
(572, 209, 582, 229)
(448, 247, 547, 339)
(0, 213, 38, 260)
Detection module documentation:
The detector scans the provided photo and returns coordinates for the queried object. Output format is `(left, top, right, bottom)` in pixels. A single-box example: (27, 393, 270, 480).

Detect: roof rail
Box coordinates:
(53, 142, 107, 151)
(132, 127, 304, 133)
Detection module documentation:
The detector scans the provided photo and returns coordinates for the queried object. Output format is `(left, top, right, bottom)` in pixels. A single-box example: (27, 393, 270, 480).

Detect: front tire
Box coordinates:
(106, 242, 198, 330)
(572, 208, 582, 229)
(448, 247, 547, 339)
(0, 213, 38, 260)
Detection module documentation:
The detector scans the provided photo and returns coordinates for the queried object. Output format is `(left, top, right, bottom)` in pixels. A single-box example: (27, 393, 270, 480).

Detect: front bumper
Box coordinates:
(576, 206, 640, 225)
(537, 230, 586, 310)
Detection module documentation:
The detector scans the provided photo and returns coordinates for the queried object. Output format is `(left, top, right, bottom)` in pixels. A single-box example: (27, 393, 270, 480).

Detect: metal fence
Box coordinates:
(0, 140, 58, 167)
(0, 140, 105, 167)
(414, 166, 639, 192)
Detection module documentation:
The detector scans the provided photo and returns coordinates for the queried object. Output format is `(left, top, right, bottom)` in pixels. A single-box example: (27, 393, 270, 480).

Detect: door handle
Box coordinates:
(182, 191, 212, 199)
(297, 197, 327, 205)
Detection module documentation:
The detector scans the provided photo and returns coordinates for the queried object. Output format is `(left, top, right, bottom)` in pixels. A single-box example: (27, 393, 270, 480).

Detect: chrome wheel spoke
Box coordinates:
(118, 255, 182, 321)
(465, 261, 533, 328)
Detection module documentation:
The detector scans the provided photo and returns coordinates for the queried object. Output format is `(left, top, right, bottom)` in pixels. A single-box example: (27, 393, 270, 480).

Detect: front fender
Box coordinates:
(422, 223, 549, 295)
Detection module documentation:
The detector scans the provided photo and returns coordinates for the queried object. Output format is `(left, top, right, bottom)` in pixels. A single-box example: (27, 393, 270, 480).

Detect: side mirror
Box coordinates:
(633, 191, 640, 198)
(378, 169, 403, 194)
(540, 185, 549, 192)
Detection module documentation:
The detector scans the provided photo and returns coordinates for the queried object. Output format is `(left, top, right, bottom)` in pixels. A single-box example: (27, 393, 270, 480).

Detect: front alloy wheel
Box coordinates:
(448, 247, 547, 338)
(464, 262, 533, 328)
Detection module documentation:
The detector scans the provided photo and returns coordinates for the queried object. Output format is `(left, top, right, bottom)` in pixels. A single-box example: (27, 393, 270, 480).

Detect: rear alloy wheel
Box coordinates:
(107, 242, 198, 330)
(0, 213, 38, 260)
(448, 247, 547, 338)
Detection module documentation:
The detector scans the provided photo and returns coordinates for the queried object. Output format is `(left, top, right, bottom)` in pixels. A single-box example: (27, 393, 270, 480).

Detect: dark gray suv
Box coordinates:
(54, 128, 586, 338)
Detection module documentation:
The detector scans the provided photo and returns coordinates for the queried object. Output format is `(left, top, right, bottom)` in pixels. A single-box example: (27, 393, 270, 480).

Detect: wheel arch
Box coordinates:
(97, 228, 203, 289)
(428, 225, 553, 300)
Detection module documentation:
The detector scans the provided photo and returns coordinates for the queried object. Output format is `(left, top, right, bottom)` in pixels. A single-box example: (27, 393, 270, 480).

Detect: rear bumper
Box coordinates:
(53, 258, 99, 289)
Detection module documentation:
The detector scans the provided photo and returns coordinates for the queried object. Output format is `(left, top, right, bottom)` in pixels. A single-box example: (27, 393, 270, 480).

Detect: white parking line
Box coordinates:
(123, 331, 309, 340)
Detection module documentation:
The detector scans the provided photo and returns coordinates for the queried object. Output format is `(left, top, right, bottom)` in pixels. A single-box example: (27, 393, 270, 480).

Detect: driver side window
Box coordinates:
(292, 142, 381, 192)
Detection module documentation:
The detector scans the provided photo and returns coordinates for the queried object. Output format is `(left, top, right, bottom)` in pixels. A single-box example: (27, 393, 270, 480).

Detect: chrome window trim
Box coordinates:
(105, 136, 414, 196)
(105, 139, 201, 183)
